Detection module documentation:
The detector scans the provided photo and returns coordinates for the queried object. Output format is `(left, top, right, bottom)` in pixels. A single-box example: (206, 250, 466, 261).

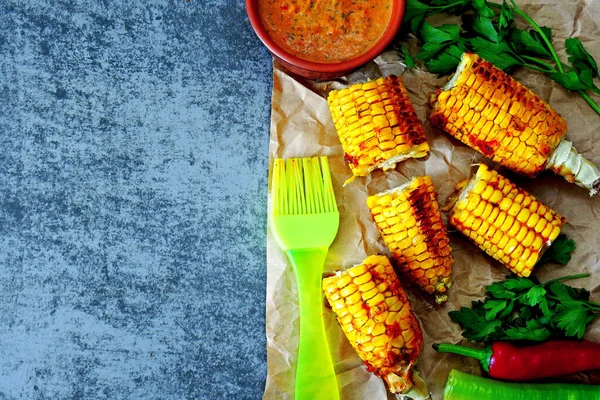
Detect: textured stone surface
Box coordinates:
(0, 1, 271, 398)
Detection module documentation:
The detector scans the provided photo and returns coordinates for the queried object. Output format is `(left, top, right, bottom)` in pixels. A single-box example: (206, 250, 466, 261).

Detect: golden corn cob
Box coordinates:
(323, 255, 423, 394)
(367, 176, 453, 304)
(430, 52, 600, 195)
(327, 75, 430, 183)
(450, 164, 566, 277)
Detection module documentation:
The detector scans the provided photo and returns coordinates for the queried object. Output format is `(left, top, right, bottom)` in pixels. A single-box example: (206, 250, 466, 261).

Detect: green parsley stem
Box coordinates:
(576, 302, 600, 311)
(523, 63, 554, 74)
(512, 3, 600, 115)
(433, 1, 468, 12)
(577, 90, 600, 115)
(509, 1, 564, 74)
(542, 273, 590, 287)
(420, 1, 467, 21)
(556, 61, 600, 114)
(521, 55, 555, 73)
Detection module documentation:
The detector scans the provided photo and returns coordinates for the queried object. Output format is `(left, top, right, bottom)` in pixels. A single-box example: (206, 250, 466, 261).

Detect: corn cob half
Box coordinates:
(323, 255, 424, 394)
(450, 164, 567, 277)
(430, 52, 600, 195)
(367, 176, 453, 304)
(328, 75, 430, 184)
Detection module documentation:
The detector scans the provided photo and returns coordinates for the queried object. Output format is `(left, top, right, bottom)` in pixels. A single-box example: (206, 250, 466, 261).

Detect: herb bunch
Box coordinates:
(449, 272, 600, 343)
(401, 0, 600, 115)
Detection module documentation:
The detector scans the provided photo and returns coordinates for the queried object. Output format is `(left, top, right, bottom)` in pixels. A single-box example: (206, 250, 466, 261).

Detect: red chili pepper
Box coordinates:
(433, 340, 600, 381)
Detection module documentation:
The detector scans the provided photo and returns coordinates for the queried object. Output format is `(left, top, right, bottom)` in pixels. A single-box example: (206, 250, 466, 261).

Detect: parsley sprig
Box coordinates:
(538, 234, 576, 266)
(401, 0, 600, 115)
(449, 273, 600, 342)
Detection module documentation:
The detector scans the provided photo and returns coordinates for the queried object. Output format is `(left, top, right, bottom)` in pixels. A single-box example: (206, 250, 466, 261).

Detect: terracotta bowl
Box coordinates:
(246, 0, 406, 80)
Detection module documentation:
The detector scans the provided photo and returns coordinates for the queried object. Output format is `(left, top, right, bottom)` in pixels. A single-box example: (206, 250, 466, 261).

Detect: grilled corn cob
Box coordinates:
(450, 164, 567, 277)
(367, 176, 453, 304)
(430, 52, 600, 195)
(323, 255, 423, 394)
(327, 75, 430, 184)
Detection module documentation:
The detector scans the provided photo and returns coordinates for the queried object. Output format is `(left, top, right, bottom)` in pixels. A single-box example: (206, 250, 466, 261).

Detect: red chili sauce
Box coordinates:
(258, 0, 393, 64)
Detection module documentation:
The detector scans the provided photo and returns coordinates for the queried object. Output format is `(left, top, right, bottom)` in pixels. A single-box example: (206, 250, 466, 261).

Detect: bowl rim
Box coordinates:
(246, 0, 406, 74)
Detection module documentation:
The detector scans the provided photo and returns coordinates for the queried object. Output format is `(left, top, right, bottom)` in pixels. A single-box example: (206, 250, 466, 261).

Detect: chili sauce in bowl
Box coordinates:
(246, 0, 405, 79)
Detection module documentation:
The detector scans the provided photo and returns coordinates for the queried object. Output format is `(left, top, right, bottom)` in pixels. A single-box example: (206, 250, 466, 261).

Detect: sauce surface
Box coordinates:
(258, 0, 393, 64)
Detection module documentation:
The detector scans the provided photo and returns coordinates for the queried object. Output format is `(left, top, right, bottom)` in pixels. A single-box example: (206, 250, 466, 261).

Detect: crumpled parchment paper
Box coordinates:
(263, 1, 600, 399)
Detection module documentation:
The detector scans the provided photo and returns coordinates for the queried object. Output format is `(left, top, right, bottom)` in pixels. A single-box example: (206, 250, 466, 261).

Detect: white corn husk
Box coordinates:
(546, 139, 600, 196)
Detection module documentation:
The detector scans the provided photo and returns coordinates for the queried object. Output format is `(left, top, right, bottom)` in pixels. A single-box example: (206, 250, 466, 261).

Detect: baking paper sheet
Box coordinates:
(263, 1, 600, 398)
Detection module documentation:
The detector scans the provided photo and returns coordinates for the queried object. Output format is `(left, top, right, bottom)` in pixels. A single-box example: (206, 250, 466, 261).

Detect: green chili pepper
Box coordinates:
(443, 369, 600, 400)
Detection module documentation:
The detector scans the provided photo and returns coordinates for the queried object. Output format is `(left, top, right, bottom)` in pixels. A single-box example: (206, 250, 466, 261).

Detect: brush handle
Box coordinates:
(287, 248, 340, 400)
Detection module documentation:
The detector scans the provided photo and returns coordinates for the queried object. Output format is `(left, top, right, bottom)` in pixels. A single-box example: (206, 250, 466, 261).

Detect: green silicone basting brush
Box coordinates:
(270, 156, 340, 400)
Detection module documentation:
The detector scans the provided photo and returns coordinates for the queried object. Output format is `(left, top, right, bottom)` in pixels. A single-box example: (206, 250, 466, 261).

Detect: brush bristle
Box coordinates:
(272, 156, 337, 216)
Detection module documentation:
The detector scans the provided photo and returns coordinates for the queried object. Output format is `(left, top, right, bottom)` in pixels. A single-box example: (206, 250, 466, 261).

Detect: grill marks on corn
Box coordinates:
(407, 186, 440, 258)
(450, 164, 566, 277)
(323, 255, 423, 394)
(430, 53, 567, 177)
(367, 176, 453, 303)
(327, 75, 430, 180)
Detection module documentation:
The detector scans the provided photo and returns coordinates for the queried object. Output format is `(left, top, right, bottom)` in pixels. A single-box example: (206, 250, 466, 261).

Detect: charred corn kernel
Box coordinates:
(328, 75, 429, 183)
(323, 255, 424, 394)
(367, 176, 453, 304)
(449, 164, 566, 277)
(430, 53, 567, 178)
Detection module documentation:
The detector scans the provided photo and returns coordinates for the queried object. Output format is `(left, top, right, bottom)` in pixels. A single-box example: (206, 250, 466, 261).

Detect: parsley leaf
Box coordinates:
(504, 324, 551, 341)
(537, 234, 576, 266)
(448, 273, 600, 343)
(553, 306, 590, 339)
(449, 305, 503, 342)
(415, 23, 464, 62)
(401, 44, 415, 68)
(538, 26, 552, 42)
(404, 0, 432, 32)
(419, 22, 462, 45)
(425, 44, 466, 75)
(498, 299, 515, 319)
(509, 29, 551, 58)
(471, 0, 495, 18)
(486, 282, 516, 299)
(483, 299, 507, 321)
(550, 70, 595, 91)
(566, 37, 599, 77)
(547, 280, 594, 305)
(468, 37, 523, 71)
(462, 14, 498, 43)
(448, 305, 483, 329)
(524, 285, 546, 307)
(497, 0, 514, 39)
(415, 22, 468, 75)
(465, 319, 503, 341)
(503, 275, 536, 292)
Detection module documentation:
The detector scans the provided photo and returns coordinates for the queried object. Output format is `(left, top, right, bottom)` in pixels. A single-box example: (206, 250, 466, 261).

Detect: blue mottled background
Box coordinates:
(0, 0, 271, 398)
